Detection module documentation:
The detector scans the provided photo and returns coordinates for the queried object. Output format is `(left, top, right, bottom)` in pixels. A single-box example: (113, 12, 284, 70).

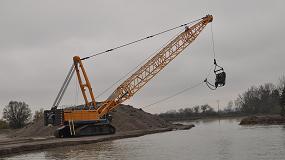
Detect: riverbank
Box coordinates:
(8, 104, 173, 138)
(160, 113, 248, 122)
(239, 115, 285, 125)
(0, 124, 193, 157)
(5, 118, 285, 160)
(0, 104, 194, 157)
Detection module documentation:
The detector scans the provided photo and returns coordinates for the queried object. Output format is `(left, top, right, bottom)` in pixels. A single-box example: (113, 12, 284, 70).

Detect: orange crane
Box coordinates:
(44, 15, 213, 137)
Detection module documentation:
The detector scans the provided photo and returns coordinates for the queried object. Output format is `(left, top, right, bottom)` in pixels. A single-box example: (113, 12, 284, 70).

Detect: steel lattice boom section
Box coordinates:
(97, 15, 213, 116)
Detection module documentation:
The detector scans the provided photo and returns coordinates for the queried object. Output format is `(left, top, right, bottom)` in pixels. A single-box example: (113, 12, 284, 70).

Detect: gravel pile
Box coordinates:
(9, 104, 172, 138)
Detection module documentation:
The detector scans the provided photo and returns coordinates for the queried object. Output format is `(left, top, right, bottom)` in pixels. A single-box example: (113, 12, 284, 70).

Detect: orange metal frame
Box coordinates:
(64, 15, 213, 121)
(73, 56, 96, 108)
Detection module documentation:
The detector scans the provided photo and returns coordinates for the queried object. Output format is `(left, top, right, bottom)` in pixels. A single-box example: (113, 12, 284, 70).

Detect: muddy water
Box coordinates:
(4, 118, 285, 160)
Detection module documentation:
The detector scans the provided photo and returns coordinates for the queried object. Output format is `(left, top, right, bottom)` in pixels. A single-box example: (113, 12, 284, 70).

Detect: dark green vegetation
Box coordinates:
(280, 87, 285, 116)
(0, 119, 9, 129)
(240, 115, 285, 125)
(159, 76, 285, 121)
(1, 101, 46, 129)
(235, 83, 280, 114)
(2, 101, 31, 129)
(158, 103, 242, 121)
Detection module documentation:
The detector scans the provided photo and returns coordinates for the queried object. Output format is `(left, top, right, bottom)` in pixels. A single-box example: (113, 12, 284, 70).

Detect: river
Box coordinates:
(4, 118, 285, 160)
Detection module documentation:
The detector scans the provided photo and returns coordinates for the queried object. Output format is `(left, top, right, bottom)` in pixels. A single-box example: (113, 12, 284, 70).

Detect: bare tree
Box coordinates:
(224, 101, 234, 113)
(200, 104, 208, 113)
(3, 101, 31, 128)
(33, 108, 44, 122)
(193, 105, 200, 114)
(278, 75, 285, 93)
(280, 87, 285, 117)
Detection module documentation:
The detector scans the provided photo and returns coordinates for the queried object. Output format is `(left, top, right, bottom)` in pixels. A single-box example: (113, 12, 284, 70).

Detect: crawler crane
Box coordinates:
(44, 15, 214, 137)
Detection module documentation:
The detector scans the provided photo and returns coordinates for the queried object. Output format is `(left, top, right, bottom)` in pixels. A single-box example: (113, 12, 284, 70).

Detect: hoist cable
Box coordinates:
(203, 22, 224, 91)
(210, 23, 216, 60)
(142, 82, 203, 109)
(96, 32, 182, 99)
(142, 63, 215, 109)
(81, 18, 202, 60)
(142, 66, 215, 109)
(204, 64, 217, 90)
(205, 64, 215, 79)
(204, 80, 217, 90)
(142, 67, 217, 109)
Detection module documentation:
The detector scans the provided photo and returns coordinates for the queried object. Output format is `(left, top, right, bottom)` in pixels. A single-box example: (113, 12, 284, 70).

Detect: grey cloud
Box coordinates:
(1, 0, 285, 115)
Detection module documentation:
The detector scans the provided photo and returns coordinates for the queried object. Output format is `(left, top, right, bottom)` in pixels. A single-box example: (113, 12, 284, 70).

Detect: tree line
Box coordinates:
(1, 77, 285, 128)
(159, 77, 285, 121)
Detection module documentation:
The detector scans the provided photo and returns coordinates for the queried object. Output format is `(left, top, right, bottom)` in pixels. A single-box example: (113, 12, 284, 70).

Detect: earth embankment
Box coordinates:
(0, 104, 194, 156)
(240, 115, 285, 125)
(8, 104, 182, 138)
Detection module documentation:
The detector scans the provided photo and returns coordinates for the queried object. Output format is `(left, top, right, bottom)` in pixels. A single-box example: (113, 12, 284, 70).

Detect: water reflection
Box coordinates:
(43, 141, 130, 160)
(4, 118, 285, 160)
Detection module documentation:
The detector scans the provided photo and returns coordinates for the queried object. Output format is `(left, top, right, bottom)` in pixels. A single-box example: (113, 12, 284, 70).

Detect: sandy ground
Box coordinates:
(0, 126, 193, 157)
(0, 134, 10, 141)
(0, 104, 194, 157)
(8, 104, 172, 138)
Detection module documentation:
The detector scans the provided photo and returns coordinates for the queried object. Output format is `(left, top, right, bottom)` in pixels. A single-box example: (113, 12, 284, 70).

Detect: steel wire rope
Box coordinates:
(96, 31, 182, 99)
(80, 18, 202, 60)
(211, 23, 216, 59)
(204, 22, 219, 90)
(142, 66, 214, 109)
(142, 82, 203, 109)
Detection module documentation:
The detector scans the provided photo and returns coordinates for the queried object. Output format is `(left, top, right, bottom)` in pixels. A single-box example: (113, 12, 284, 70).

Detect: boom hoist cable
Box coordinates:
(50, 16, 209, 110)
(204, 23, 226, 90)
(45, 15, 217, 138)
(96, 32, 181, 99)
(80, 18, 202, 60)
(96, 21, 225, 101)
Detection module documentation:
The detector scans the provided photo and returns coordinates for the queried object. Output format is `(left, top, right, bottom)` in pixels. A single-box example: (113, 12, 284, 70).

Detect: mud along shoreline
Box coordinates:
(0, 124, 194, 157)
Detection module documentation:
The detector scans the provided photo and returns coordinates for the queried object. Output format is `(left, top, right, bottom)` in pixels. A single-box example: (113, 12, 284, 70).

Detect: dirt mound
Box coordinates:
(9, 118, 57, 138)
(240, 115, 285, 125)
(9, 104, 172, 138)
(111, 104, 170, 132)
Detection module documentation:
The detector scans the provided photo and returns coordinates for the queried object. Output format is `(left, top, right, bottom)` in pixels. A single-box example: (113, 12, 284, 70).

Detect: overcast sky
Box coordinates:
(1, 0, 285, 116)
